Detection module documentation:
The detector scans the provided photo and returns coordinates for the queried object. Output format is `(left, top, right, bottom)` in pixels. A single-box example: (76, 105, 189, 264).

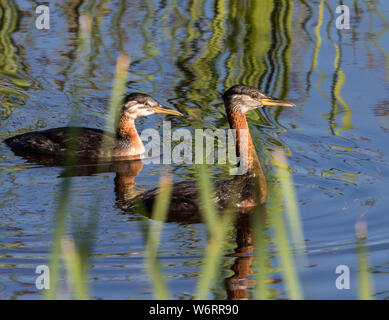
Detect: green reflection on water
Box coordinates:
(0, 0, 32, 120)
(0, 0, 387, 300)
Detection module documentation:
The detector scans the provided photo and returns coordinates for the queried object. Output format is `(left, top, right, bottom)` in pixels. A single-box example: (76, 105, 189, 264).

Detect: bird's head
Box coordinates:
(122, 93, 183, 119)
(222, 84, 295, 114)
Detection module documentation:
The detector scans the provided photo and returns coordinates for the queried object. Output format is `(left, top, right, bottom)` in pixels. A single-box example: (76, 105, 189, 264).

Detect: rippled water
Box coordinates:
(0, 0, 389, 299)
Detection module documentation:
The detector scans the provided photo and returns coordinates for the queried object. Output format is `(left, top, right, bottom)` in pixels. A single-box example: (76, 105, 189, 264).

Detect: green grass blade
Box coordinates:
(44, 177, 72, 300)
(194, 164, 234, 300)
(145, 173, 173, 300)
(254, 204, 269, 300)
(267, 151, 303, 300)
(268, 191, 302, 300)
(356, 221, 374, 300)
(61, 237, 88, 300)
(273, 150, 305, 251)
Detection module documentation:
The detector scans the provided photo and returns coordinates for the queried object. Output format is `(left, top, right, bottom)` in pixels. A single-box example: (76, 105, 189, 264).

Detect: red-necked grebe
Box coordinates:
(5, 93, 183, 161)
(131, 84, 295, 218)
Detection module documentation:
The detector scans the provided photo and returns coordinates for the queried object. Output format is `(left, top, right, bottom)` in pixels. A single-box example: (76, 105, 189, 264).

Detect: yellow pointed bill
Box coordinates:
(260, 98, 295, 107)
(153, 106, 183, 116)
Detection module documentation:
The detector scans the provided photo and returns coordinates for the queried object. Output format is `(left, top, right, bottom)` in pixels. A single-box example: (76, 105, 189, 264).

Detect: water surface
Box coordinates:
(0, 0, 389, 299)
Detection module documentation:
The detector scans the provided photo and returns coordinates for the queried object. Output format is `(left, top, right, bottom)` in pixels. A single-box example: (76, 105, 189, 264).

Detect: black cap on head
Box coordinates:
(124, 92, 154, 104)
(222, 84, 269, 100)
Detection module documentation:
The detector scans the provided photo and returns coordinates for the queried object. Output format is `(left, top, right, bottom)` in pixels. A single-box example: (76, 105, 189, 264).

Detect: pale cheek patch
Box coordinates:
(142, 109, 154, 117)
(124, 104, 153, 118)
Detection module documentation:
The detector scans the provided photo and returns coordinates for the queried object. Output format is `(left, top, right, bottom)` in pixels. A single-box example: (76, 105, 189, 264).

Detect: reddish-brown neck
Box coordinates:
(227, 110, 267, 204)
(227, 111, 260, 172)
(118, 114, 144, 151)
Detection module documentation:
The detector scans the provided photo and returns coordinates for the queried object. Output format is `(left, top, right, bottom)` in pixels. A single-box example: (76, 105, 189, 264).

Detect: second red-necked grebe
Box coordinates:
(130, 84, 295, 218)
(5, 93, 183, 161)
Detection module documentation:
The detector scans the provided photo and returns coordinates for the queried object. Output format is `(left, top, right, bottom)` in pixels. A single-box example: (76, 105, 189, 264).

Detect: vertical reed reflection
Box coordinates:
(322, 0, 353, 135)
(173, 0, 294, 116)
(0, 0, 32, 120)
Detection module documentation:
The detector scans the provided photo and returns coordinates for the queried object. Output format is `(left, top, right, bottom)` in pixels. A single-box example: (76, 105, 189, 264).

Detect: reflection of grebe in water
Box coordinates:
(125, 85, 295, 219)
(5, 93, 182, 162)
(113, 164, 266, 300)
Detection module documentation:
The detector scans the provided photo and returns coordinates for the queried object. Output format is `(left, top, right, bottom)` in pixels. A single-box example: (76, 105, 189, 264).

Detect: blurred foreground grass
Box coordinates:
(45, 49, 374, 299)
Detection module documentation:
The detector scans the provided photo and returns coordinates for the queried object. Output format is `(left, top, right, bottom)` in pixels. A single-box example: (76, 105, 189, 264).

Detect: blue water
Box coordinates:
(0, 0, 389, 299)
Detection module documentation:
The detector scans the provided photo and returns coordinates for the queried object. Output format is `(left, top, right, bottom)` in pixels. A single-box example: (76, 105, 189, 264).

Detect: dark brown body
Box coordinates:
(120, 172, 264, 224)
(4, 127, 119, 161)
